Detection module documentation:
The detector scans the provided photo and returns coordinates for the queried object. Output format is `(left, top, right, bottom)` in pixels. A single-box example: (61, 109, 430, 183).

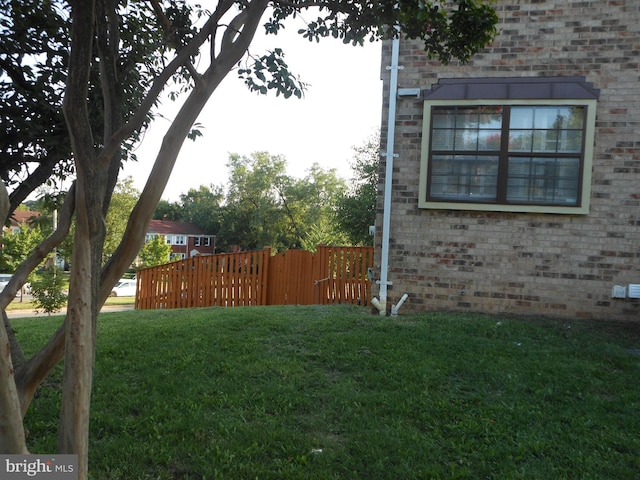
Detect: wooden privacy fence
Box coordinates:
(135, 245, 374, 310)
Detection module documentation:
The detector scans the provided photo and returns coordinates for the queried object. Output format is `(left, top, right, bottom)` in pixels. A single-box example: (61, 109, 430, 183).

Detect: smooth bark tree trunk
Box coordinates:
(58, 223, 98, 476)
(0, 181, 28, 454)
(0, 325, 28, 454)
(57, 3, 101, 478)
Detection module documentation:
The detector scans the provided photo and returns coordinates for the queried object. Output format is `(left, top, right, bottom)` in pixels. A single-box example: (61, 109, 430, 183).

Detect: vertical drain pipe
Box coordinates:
(374, 35, 401, 315)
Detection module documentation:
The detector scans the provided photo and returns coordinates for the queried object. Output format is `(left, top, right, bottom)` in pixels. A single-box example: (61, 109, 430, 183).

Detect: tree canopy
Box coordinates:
(336, 132, 380, 246)
(157, 153, 348, 252)
(0, 0, 498, 476)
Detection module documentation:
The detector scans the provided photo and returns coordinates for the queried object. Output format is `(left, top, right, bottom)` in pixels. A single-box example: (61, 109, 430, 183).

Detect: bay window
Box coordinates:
(419, 77, 598, 214)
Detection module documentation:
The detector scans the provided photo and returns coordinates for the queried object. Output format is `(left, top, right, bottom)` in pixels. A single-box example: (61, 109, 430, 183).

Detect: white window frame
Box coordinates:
(419, 99, 596, 215)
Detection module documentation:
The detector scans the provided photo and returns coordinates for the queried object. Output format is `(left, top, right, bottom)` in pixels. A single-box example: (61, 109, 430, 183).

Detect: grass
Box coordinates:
(12, 305, 640, 479)
(6, 295, 135, 311)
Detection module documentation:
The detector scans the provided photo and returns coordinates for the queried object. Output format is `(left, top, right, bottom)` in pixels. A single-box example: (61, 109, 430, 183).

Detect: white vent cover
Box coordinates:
(628, 284, 640, 299)
(611, 285, 626, 299)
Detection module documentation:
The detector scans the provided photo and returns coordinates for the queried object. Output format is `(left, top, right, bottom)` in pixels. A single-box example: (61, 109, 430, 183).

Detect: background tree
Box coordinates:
(336, 133, 380, 245)
(0, 222, 47, 273)
(103, 177, 140, 262)
(153, 199, 182, 221)
(29, 267, 67, 314)
(151, 159, 346, 252)
(217, 153, 347, 251)
(279, 163, 347, 248)
(138, 235, 172, 268)
(300, 216, 349, 251)
(0, 0, 498, 474)
(0, 218, 67, 310)
(178, 185, 224, 235)
(220, 152, 291, 251)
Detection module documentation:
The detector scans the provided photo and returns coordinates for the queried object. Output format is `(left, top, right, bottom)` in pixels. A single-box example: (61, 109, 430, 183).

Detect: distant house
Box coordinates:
(5, 210, 40, 234)
(1, 210, 62, 271)
(146, 219, 216, 261)
(373, 0, 640, 321)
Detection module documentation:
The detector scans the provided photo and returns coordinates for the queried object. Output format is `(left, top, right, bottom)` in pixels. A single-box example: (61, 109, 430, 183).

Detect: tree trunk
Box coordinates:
(3, 311, 25, 371)
(57, 2, 101, 478)
(0, 180, 28, 454)
(58, 222, 98, 476)
(0, 323, 28, 454)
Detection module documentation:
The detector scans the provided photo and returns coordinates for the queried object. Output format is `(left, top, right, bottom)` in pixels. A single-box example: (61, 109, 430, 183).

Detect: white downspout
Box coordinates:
(373, 35, 401, 315)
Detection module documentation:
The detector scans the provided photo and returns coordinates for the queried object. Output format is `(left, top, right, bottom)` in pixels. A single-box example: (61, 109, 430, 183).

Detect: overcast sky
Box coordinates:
(123, 27, 384, 202)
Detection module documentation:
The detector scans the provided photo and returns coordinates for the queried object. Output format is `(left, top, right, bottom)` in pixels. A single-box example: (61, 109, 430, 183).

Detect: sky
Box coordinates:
(123, 27, 384, 202)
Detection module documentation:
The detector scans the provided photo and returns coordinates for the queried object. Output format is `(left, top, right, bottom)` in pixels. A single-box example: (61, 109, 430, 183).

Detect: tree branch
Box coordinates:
(101, 1, 268, 293)
(95, 12, 222, 171)
(7, 155, 66, 215)
(148, 0, 202, 82)
(214, 0, 269, 75)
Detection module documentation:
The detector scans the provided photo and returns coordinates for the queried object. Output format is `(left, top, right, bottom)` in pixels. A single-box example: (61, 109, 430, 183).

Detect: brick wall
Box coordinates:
(375, 0, 640, 320)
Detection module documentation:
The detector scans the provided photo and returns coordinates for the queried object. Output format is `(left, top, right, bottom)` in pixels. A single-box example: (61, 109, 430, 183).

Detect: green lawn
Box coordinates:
(13, 305, 640, 479)
(6, 295, 135, 311)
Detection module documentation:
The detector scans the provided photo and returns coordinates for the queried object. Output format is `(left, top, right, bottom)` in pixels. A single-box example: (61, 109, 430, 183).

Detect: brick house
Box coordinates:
(5, 210, 40, 234)
(146, 219, 216, 261)
(373, 0, 639, 320)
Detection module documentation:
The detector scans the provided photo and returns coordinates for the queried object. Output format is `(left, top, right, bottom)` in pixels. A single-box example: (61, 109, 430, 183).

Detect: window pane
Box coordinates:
(507, 157, 580, 204)
(554, 107, 573, 128)
(430, 155, 498, 201)
(510, 107, 534, 129)
(533, 107, 564, 129)
(433, 106, 503, 152)
(432, 108, 456, 128)
(509, 130, 532, 151)
(457, 130, 477, 150)
(532, 130, 558, 152)
(432, 129, 455, 150)
(566, 106, 585, 128)
(478, 129, 501, 150)
(558, 130, 583, 152)
(456, 109, 479, 128)
(478, 107, 503, 128)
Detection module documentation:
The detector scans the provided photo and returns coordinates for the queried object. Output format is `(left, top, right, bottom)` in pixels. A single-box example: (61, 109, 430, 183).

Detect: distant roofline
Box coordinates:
(147, 219, 214, 237)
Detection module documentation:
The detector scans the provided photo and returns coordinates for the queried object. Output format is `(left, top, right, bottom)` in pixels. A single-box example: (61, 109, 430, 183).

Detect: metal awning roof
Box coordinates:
(422, 76, 600, 100)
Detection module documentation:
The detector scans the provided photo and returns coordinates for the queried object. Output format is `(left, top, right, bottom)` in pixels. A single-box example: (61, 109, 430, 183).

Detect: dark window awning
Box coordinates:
(422, 76, 600, 100)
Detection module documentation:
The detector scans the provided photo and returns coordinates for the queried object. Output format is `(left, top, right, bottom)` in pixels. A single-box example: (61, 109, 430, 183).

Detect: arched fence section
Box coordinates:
(135, 245, 374, 310)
